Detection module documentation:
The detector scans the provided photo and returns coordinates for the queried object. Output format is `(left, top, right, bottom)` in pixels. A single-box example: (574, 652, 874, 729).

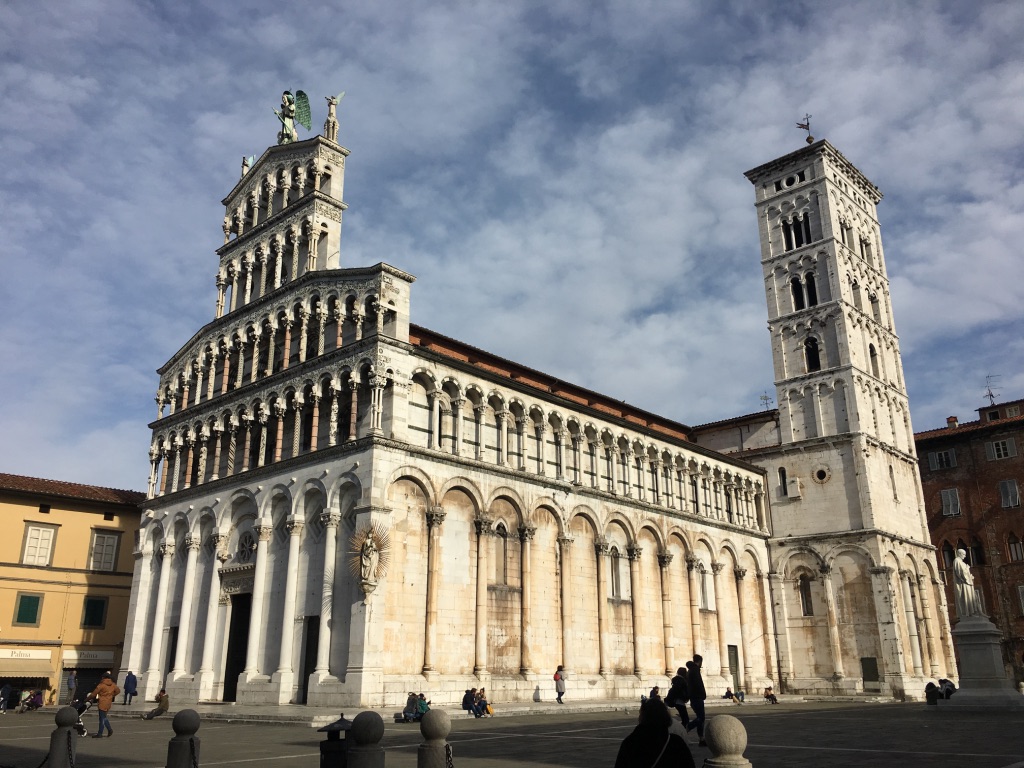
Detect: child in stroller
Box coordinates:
(71, 698, 93, 736)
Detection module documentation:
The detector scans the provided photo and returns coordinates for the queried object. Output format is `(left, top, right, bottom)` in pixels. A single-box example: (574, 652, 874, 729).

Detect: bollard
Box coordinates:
(47, 707, 79, 768)
(417, 709, 452, 768)
(703, 714, 752, 767)
(166, 709, 201, 768)
(318, 712, 354, 768)
(348, 711, 386, 768)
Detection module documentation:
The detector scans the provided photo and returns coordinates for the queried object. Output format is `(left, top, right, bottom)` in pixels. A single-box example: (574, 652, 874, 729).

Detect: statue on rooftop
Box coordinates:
(274, 90, 311, 145)
(324, 91, 344, 143)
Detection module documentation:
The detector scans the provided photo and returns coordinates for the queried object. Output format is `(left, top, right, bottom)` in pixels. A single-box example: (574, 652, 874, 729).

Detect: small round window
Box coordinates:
(236, 530, 256, 563)
(784, 175, 797, 187)
(812, 465, 832, 484)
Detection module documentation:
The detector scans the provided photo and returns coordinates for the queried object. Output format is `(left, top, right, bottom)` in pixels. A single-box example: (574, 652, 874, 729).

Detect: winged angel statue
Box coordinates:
(274, 90, 312, 145)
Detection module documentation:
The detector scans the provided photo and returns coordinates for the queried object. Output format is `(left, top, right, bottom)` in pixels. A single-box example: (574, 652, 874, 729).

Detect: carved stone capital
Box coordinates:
(594, 540, 610, 557)
(320, 510, 341, 529)
(658, 553, 674, 569)
(557, 535, 574, 549)
(160, 542, 176, 559)
(184, 534, 201, 552)
(627, 546, 642, 562)
(685, 554, 698, 571)
(734, 567, 747, 580)
(286, 519, 305, 536)
(518, 525, 536, 542)
(711, 561, 725, 575)
(256, 525, 273, 542)
(426, 506, 446, 529)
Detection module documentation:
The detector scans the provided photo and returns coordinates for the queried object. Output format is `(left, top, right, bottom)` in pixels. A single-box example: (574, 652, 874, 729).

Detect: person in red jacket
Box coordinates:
(87, 674, 120, 737)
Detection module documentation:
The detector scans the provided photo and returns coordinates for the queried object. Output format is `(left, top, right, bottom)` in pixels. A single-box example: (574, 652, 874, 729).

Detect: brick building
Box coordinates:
(916, 397, 1024, 684)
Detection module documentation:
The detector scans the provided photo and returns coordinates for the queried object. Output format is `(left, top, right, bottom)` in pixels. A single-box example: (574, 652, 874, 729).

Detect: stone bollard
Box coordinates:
(348, 711, 386, 768)
(703, 714, 752, 767)
(47, 707, 79, 768)
(166, 709, 201, 768)
(417, 709, 452, 768)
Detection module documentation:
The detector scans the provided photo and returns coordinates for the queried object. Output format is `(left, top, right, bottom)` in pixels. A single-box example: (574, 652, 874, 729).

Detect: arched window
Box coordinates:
(610, 547, 622, 598)
(798, 574, 814, 616)
(779, 467, 788, 497)
(494, 523, 508, 585)
(804, 337, 822, 372)
(1007, 534, 1024, 562)
(971, 538, 985, 566)
(889, 464, 898, 501)
(941, 541, 955, 568)
(725, 489, 733, 522)
(805, 272, 818, 306)
(791, 277, 805, 311)
(869, 344, 880, 378)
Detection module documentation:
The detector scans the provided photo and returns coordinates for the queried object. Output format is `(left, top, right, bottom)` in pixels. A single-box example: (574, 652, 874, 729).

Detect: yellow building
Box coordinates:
(0, 473, 143, 703)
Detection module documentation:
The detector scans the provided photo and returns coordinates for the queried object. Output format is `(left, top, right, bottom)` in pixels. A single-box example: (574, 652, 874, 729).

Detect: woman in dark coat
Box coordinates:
(614, 697, 695, 768)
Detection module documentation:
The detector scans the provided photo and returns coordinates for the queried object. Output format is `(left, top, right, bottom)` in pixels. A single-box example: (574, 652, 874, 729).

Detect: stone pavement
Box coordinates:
(2, 699, 1022, 768)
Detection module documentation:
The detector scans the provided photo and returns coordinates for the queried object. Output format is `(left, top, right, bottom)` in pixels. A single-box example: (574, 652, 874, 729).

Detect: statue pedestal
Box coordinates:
(944, 616, 1024, 708)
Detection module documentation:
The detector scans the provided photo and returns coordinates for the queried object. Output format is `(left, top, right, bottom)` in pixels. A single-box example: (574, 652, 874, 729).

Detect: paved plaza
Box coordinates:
(2, 700, 1023, 768)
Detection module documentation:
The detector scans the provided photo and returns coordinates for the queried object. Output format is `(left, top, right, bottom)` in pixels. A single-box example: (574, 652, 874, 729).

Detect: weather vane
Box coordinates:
(796, 114, 814, 144)
(760, 391, 774, 411)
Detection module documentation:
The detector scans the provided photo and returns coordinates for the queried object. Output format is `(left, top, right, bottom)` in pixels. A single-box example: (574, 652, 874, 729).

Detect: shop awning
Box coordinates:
(0, 661, 54, 678)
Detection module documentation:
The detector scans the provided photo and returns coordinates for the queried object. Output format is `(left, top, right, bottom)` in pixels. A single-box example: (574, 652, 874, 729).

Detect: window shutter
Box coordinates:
(985, 442, 996, 461)
(999, 481, 1010, 507)
(928, 452, 938, 471)
(948, 449, 957, 468)
(1008, 438, 1018, 457)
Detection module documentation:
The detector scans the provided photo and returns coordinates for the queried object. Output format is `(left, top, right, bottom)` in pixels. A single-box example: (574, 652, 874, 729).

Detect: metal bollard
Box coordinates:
(348, 711, 385, 768)
(166, 709, 201, 768)
(703, 714, 752, 767)
(417, 709, 452, 768)
(318, 712, 354, 768)
(47, 707, 79, 768)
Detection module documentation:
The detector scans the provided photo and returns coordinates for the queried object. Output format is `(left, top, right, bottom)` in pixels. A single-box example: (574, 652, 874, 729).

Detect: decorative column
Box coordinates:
(756, 571, 777, 682)
(535, 425, 546, 476)
(516, 418, 529, 470)
(220, 346, 231, 393)
(351, 311, 365, 342)
(281, 320, 292, 371)
(333, 307, 344, 348)
(264, 324, 277, 377)
(933, 576, 957, 677)
(429, 393, 441, 449)
(147, 447, 159, 498)
(297, 309, 310, 363)
(519, 525, 536, 673)
(734, 568, 752, 691)
(273, 402, 286, 462)
(711, 562, 729, 677)
(915, 573, 939, 677)
(257, 249, 268, 298)
(242, 255, 254, 304)
(328, 386, 340, 447)
(659, 553, 675, 676)
(628, 546, 643, 674)
(243, 525, 273, 676)
(145, 541, 175, 689)
(473, 405, 487, 460)
(198, 534, 228, 684)
(498, 410, 510, 466)
(169, 439, 182, 493)
(650, 458, 660, 505)
(473, 517, 491, 675)
(870, 565, 906, 689)
(594, 540, 610, 676)
(608, 446, 618, 494)
(292, 397, 304, 457)
(819, 564, 846, 679)
(347, 380, 359, 441)
(274, 518, 304, 694)
(215, 275, 226, 318)
(452, 398, 464, 455)
(272, 239, 284, 290)
(316, 306, 327, 356)
(686, 556, 702, 655)
(899, 570, 924, 676)
(588, 440, 600, 488)
(225, 423, 237, 476)
(314, 510, 341, 676)
(170, 534, 201, 676)
(182, 436, 195, 490)
(768, 571, 793, 686)
(558, 535, 574, 671)
(234, 339, 246, 390)
(309, 394, 321, 450)
(622, 450, 633, 495)
(422, 506, 446, 675)
(196, 432, 209, 485)
(256, 408, 268, 467)
(369, 375, 387, 435)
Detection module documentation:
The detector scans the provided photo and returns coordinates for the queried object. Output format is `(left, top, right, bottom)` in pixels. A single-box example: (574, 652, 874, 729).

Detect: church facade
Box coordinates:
(120, 108, 952, 707)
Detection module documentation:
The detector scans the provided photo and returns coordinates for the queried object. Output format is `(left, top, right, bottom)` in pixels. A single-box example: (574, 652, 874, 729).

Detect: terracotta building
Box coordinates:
(916, 397, 1024, 684)
(0, 473, 144, 702)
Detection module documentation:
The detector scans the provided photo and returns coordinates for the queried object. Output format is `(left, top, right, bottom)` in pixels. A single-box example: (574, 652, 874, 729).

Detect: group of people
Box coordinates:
(461, 687, 494, 718)
(401, 692, 432, 722)
(0, 685, 44, 714)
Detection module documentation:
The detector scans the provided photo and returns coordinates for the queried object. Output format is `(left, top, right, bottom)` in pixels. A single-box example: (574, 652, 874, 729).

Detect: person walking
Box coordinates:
(683, 655, 707, 747)
(554, 665, 567, 703)
(141, 688, 169, 720)
(87, 674, 120, 737)
(122, 671, 138, 705)
(0, 683, 11, 714)
(665, 666, 690, 728)
(614, 697, 695, 768)
(66, 670, 78, 704)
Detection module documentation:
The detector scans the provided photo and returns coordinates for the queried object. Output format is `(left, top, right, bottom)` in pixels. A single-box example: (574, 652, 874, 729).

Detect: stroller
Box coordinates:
(71, 699, 93, 737)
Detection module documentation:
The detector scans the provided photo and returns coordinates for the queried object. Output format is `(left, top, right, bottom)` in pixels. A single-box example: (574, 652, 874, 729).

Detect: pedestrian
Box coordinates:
(476, 687, 494, 716)
(416, 693, 431, 718)
(87, 674, 120, 737)
(683, 655, 707, 747)
(554, 665, 567, 703)
(0, 682, 11, 714)
(648, 685, 662, 701)
(723, 687, 744, 704)
(122, 671, 138, 705)
(665, 666, 690, 728)
(141, 688, 169, 720)
(403, 691, 420, 722)
(67, 670, 78, 704)
(762, 686, 778, 704)
(614, 696, 695, 768)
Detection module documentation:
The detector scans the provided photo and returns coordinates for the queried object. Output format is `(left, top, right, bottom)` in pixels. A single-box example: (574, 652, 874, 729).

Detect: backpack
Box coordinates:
(554, 672, 561, 681)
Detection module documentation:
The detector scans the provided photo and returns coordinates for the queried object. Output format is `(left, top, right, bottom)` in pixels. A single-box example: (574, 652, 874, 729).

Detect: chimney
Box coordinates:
(947, 416, 959, 429)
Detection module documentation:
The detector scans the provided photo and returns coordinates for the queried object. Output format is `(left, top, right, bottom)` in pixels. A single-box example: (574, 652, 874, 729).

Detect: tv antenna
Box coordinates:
(760, 391, 774, 411)
(984, 374, 1001, 406)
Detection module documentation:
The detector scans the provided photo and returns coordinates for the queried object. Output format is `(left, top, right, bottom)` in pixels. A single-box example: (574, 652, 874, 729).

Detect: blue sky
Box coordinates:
(1, 1, 1021, 491)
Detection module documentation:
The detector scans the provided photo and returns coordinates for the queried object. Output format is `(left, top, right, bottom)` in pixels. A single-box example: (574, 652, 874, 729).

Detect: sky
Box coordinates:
(1, 0, 1022, 492)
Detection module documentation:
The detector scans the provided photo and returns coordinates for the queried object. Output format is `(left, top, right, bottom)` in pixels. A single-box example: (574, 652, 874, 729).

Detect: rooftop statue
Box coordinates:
(324, 91, 344, 143)
(274, 90, 312, 145)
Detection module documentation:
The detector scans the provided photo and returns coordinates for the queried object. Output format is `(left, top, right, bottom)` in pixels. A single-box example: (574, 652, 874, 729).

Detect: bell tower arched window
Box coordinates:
(791, 278, 805, 311)
(869, 344, 880, 378)
(804, 337, 822, 372)
(805, 272, 818, 306)
(798, 574, 814, 616)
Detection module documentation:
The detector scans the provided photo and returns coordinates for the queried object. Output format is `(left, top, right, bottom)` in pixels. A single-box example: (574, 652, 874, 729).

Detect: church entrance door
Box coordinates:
(297, 616, 319, 704)
(223, 593, 251, 702)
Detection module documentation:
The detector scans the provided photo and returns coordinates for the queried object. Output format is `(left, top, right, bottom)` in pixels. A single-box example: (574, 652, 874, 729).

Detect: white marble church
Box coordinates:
(120, 101, 955, 707)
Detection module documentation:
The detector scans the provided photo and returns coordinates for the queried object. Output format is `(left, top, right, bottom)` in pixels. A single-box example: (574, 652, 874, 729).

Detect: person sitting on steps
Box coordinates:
(723, 687, 744, 704)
